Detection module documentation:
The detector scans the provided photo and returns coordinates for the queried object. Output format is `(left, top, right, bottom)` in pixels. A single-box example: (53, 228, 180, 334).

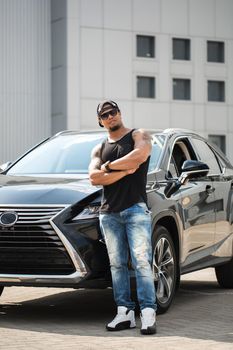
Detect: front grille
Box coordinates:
(0, 205, 75, 275)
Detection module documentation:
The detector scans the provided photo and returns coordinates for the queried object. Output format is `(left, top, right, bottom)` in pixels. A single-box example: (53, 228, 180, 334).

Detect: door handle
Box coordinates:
(206, 185, 215, 194)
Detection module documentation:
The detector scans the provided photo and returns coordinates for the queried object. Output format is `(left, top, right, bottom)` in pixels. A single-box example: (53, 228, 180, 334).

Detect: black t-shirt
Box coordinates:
(100, 129, 150, 213)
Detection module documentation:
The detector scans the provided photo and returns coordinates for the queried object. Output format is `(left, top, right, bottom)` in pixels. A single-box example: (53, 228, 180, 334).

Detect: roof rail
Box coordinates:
(163, 128, 195, 134)
(52, 129, 107, 137)
(53, 130, 76, 137)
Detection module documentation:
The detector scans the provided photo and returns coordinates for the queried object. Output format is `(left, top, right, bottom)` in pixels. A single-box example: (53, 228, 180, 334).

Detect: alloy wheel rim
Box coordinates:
(153, 237, 175, 304)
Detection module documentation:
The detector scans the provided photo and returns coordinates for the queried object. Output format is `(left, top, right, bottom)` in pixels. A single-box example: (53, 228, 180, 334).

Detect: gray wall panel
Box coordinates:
(51, 0, 67, 134)
(0, 0, 51, 163)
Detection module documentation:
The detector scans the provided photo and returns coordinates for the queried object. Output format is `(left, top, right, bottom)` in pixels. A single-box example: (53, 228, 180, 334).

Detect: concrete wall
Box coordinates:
(51, 0, 81, 134)
(0, 0, 51, 163)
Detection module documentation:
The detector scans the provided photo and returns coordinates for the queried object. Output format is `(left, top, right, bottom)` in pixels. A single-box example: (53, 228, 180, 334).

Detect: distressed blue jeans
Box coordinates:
(99, 202, 156, 311)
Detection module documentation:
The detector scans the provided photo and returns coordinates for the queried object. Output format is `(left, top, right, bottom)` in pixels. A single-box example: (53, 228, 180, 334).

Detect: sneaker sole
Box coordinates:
(106, 321, 136, 331)
(140, 326, 157, 335)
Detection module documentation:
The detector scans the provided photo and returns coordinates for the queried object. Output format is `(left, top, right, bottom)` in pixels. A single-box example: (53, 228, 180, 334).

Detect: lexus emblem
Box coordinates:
(0, 212, 18, 227)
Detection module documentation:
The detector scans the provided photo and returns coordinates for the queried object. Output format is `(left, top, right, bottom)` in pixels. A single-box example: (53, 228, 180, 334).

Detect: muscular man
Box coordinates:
(89, 100, 156, 335)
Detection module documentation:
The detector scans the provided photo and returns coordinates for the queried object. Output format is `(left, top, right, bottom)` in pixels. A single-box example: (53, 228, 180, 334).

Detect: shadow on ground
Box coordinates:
(0, 277, 232, 344)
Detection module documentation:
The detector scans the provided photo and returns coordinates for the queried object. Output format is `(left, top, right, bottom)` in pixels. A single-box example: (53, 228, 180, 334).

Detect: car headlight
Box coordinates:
(71, 205, 100, 221)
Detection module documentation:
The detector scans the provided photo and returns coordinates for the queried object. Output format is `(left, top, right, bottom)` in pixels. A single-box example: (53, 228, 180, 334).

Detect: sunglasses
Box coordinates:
(100, 108, 119, 120)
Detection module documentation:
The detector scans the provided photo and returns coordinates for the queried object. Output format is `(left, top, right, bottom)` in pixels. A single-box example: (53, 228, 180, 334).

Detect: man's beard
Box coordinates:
(109, 124, 121, 132)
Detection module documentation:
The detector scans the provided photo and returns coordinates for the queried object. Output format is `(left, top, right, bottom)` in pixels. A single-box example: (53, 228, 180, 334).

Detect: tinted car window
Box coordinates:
(168, 156, 178, 178)
(191, 138, 221, 175)
(169, 138, 195, 176)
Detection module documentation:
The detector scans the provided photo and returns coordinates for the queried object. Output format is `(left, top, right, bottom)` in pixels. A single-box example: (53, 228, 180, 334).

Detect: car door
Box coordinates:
(170, 137, 216, 270)
(191, 138, 233, 258)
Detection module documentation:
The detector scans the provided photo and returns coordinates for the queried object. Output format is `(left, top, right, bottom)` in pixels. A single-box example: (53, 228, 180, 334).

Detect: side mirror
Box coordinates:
(0, 161, 12, 173)
(164, 160, 209, 198)
(179, 160, 209, 184)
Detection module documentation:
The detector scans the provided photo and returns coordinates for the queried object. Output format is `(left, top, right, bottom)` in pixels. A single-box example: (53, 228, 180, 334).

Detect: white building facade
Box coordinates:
(1, 0, 233, 163)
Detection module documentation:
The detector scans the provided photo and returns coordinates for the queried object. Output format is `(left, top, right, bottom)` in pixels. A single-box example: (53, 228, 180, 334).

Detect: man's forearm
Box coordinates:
(89, 169, 128, 186)
(109, 149, 148, 170)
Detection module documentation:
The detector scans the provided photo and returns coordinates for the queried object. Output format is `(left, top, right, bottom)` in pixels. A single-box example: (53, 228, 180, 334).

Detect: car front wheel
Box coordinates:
(215, 258, 233, 288)
(152, 225, 178, 314)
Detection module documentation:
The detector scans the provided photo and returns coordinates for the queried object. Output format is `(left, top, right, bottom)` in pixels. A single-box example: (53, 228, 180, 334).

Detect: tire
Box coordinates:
(152, 225, 179, 314)
(215, 258, 233, 288)
(0, 286, 4, 297)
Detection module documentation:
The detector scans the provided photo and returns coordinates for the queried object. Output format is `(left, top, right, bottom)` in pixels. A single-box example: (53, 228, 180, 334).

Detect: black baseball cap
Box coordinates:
(97, 100, 120, 127)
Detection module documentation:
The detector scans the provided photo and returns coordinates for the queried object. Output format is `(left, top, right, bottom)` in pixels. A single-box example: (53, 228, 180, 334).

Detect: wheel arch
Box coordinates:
(152, 211, 182, 287)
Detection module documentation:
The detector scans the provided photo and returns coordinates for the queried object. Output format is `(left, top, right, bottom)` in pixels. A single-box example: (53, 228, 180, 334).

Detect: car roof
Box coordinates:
(53, 128, 200, 139)
(52, 129, 230, 163)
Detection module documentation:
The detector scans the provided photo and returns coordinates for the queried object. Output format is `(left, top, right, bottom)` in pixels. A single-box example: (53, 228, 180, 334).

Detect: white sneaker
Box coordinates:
(106, 306, 136, 331)
(140, 307, 156, 335)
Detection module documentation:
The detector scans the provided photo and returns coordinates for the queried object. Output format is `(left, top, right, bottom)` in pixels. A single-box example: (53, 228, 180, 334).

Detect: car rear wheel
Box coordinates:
(152, 225, 178, 314)
(0, 286, 4, 297)
(215, 258, 233, 288)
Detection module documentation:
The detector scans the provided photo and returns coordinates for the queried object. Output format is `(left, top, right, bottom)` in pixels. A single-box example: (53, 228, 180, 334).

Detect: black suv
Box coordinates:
(0, 128, 233, 314)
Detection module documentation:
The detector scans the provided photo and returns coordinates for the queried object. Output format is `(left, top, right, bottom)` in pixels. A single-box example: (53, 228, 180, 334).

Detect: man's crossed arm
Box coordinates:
(88, 129, 152, 186)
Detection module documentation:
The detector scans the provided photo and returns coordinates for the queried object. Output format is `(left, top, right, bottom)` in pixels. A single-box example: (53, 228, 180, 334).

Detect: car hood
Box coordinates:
(0, 174, 101, 205)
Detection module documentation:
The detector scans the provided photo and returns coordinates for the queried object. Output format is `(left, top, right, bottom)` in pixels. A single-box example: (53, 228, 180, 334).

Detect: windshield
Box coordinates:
(7, 133, 165, 175)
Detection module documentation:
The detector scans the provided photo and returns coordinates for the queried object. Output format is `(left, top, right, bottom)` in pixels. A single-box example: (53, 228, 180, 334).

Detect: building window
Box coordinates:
(207, 41, 224, 63)
(208, 81, 225, 102)
(208, 135, 226, 154)
(137, 76, 155, 98)
(172, 38, 190, 60)
(137, 35, 155, 58)
(173, 79, 191, 100)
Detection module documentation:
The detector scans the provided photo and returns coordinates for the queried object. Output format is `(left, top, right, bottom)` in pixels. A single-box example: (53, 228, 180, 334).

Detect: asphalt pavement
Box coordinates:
(0, 268, 232, 350)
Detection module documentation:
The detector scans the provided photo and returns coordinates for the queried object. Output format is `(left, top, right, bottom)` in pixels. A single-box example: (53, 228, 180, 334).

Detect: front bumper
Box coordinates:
(0, 204, 88, 286)
(0, 270, 86, 287)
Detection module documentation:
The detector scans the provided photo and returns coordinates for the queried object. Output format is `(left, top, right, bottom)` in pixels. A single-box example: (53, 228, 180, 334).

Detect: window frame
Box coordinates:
(172, 37, 191, 61)
(207, 80, 225, 102)
(136, 34, 155, 59)
(207, 40, 225, 63)
(136, 75, 156, 99)
(172, 78, 191, 101)
(167, 137, 197, 178)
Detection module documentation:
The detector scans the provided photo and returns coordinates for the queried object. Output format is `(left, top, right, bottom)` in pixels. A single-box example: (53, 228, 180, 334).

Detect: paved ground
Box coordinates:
(0, 268, 232, 350)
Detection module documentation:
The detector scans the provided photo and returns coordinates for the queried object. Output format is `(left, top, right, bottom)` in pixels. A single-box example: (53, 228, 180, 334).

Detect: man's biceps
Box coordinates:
(89, 159, 99, 170)
(134, 140, 151, 151)
(88, 164, 95, 172)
